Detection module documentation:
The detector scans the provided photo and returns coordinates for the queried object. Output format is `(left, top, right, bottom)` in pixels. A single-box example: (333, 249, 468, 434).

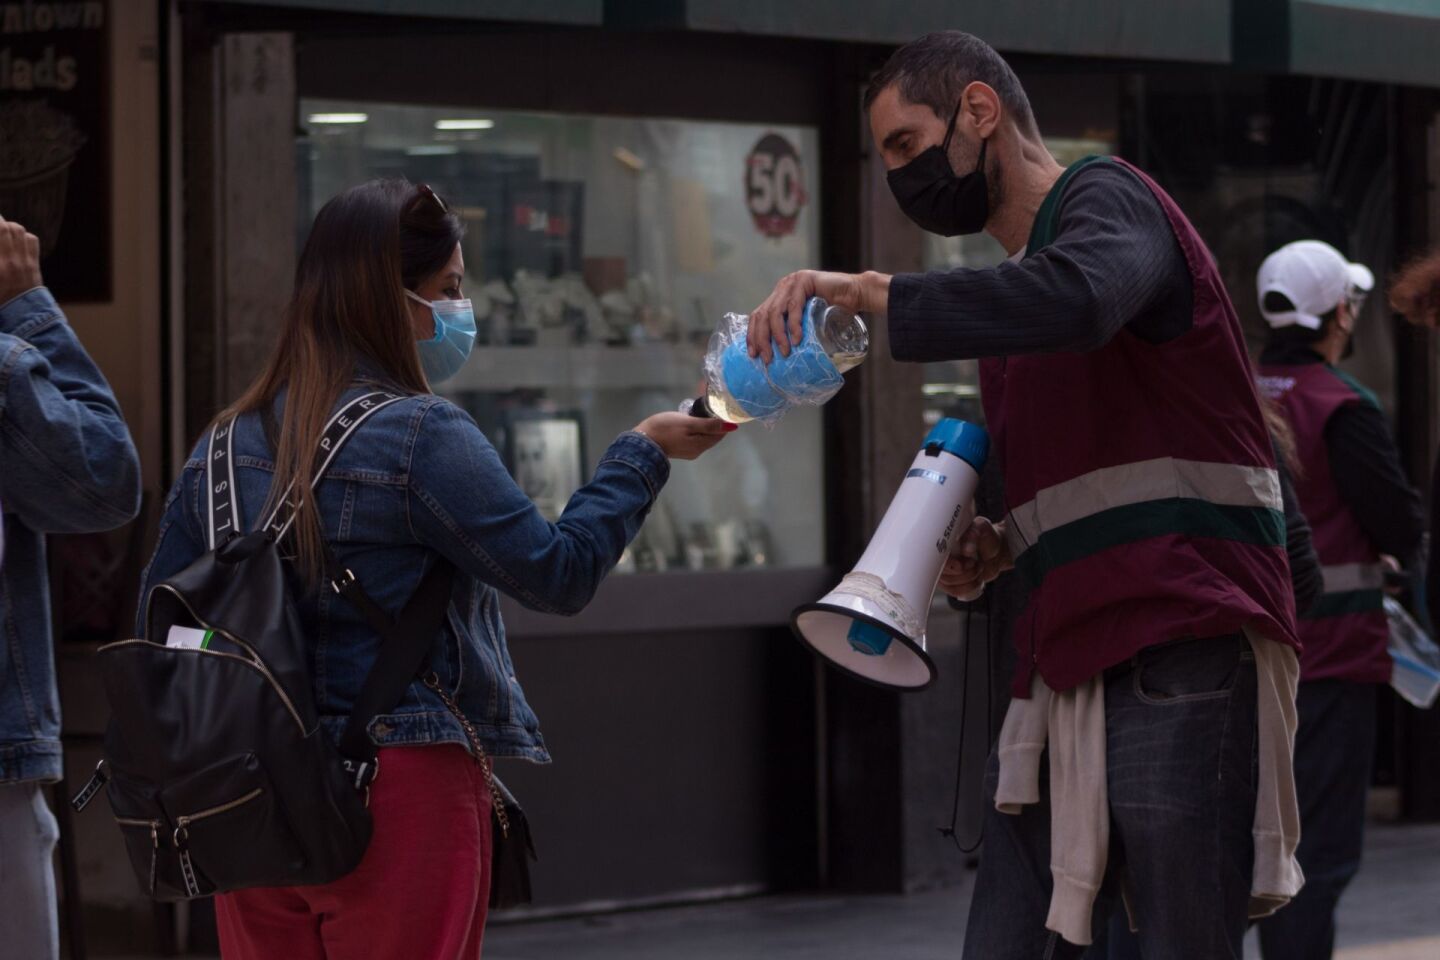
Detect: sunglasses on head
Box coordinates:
(416, 183, 448, 214)
(1345, 287, 1368, 318)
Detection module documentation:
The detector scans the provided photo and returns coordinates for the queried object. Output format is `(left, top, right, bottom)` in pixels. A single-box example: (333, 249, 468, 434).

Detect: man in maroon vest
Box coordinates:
(748, 31, 1300, 958)
(1255, 240, 1423, 960)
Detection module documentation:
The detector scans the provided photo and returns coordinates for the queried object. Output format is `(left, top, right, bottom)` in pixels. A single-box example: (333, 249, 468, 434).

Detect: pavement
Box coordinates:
(99, 820, 1440, 958)
(485, 822, 1440, 960)
(1304, 822, 1440, 960)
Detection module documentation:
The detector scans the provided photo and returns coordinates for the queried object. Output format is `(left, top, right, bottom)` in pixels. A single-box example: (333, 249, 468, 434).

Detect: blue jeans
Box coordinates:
(964, 635, 1258, 959)
(1255, 680, 1375, 960)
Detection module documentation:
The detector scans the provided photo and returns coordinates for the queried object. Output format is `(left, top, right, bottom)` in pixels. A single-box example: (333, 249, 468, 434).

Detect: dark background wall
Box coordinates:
(502, 624, 819, 908)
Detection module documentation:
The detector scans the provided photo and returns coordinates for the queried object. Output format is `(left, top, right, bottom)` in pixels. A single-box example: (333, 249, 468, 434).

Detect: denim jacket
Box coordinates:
(138, 384, 669, 763)
(1, 288, 142, 784)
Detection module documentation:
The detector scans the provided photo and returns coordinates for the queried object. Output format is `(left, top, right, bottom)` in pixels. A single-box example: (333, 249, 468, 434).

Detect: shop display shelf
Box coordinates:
(449, 343, 705, 393)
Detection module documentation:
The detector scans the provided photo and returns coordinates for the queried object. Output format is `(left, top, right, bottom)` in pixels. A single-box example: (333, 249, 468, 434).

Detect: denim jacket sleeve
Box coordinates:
(406, 401, 669, 616)
(0, 287, 141, 533)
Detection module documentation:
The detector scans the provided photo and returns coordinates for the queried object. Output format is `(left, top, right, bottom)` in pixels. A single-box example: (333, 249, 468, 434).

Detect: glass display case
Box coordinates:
(300, 100, 827, 573)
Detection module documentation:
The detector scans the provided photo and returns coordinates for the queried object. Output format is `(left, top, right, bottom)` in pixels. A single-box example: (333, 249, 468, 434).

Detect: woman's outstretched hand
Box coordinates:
(634, 412, 735, 460)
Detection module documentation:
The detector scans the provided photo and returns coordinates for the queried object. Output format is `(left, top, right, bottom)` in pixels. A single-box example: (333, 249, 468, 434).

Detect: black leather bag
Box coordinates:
(415, 673, 538, 909)
(72, 391, 454, 900)
(489, 775, 537, 909)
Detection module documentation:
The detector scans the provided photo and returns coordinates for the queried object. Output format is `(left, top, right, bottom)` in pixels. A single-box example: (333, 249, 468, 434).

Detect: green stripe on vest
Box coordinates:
(1026, 155, 1111, 253)
(1005, 457, 1280, 551)
(1327, 366, 1383, 412)
(1014, 498, 1285, 585)
(1302, 589, 1384, 620)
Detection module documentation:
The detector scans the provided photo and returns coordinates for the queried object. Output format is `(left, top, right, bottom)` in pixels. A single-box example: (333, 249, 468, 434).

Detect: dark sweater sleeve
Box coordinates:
(1326, 402, 1425, 563)
(887, 163, 1190, 362)
(1277, 447, 1322, 616)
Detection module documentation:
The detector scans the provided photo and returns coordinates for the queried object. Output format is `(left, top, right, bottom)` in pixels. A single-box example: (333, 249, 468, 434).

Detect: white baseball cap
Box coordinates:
(1257, 240, 1375, 330)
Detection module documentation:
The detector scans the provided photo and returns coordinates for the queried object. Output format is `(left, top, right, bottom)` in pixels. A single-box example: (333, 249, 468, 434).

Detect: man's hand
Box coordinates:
(938, 517, 1013, 601)
(747, 270, 866, 363)
(0, 215, 42, 307)
(1380, 554, 1405, 597)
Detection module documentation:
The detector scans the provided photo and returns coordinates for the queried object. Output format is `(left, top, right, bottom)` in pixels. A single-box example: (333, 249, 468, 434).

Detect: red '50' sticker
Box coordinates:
(746, 133, 807, 239)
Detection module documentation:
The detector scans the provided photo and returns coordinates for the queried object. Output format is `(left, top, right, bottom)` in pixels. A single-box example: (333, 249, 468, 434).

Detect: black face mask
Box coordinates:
(886, 100, 990, 237)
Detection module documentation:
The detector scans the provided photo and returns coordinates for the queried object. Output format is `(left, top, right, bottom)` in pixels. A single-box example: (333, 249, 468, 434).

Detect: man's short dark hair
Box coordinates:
(863, 31, 1037, 137)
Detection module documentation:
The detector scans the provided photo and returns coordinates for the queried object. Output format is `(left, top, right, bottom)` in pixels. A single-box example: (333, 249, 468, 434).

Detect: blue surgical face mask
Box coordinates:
(407, 289, 476, 384)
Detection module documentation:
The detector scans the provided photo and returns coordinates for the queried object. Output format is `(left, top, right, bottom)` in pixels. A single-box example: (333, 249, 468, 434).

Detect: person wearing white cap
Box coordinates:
(1257, 239, 1377, 344)
(1255, 239, 1424, 960)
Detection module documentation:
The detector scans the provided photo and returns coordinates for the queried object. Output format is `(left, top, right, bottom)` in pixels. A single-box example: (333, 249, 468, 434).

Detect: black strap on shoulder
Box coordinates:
(251, 389, 456, 790)
(205, 417, 241, 549)
(332, 558, 456, 787)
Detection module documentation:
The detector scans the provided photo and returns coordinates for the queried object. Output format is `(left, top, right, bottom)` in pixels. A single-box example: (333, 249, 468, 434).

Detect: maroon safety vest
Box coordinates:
(980, 157, 1298, 697)
(1256, 362, 1390, 683)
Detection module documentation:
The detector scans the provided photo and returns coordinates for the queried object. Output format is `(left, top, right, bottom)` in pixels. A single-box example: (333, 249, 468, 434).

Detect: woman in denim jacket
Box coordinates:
(138, 180, 730, 958)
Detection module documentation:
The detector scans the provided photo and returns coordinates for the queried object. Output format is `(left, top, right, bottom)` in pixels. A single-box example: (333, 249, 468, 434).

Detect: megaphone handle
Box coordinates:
(944, 501, 984, 608)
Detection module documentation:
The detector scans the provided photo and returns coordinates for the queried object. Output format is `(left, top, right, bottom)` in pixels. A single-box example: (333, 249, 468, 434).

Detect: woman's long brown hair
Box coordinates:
(1261, 395, 1301, 481)
(217, 179, 464, 584)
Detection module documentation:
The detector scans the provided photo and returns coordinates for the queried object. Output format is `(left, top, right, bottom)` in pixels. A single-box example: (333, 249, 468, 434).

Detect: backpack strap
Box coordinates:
(260, 390, 408, 541)
(253, 388, 457, 792)
(206, 417, 241, 549)
(331, 556, 456, 790)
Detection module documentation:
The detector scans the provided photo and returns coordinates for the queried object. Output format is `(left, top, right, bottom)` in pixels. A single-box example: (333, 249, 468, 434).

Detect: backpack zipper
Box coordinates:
(170, 786, 265, 898)
(176, 787, 263, 828)
(174, 837, 201, 897)
(115, 816, 160, 894)
(115, 815, 160, 831)
(114, 787, 264, 899)
(115, 584, 308, 735)
(101, 636, 307, 738)
(71, 759, 109, 812)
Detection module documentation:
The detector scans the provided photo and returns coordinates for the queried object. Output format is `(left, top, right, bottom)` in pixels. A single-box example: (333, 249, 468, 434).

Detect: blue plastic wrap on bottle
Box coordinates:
(718, 298, 844, 421)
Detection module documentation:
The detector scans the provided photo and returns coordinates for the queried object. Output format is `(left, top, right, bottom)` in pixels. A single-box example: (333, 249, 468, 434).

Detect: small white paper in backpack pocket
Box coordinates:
(166, 626, 214, 650)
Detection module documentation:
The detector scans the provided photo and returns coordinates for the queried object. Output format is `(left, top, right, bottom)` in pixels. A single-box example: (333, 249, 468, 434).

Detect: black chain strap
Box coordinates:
(423, 672, 510, 839)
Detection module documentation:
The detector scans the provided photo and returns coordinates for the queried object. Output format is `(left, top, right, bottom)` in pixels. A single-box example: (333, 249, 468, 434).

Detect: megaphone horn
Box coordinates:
(792, 418, 989, 691)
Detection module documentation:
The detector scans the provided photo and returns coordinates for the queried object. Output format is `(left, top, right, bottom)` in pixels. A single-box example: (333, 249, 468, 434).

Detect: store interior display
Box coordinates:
(301, 102, 826, 571)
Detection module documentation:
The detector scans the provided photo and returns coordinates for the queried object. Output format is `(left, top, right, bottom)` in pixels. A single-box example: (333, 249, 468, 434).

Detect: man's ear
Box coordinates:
(961, 81, 1002, 140)
(1337, 300, 1356, 335)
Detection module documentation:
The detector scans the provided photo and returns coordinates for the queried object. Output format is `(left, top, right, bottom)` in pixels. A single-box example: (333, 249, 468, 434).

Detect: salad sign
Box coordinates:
(0, 0, 109, 300)
(745, 132, 807, 240)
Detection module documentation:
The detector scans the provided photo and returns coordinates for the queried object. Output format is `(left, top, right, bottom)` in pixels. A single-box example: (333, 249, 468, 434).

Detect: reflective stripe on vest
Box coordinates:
(1321, 562, 1385, 594)
(1304, 562, 1386, 620)
(1003, 457, 1284, 584)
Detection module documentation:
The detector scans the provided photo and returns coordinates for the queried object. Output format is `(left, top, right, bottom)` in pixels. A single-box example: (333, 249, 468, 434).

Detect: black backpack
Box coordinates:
(72, 390, 454, 900)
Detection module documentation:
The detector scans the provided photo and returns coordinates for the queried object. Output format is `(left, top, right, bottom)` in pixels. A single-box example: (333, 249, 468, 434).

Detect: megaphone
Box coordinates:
(792, 418, 988, 691)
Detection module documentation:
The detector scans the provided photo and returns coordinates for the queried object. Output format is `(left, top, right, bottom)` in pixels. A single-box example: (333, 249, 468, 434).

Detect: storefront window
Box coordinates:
(1132, 75, 1397, 412)
(918, 136, 1115, 430)
(299, 100, 825, 571)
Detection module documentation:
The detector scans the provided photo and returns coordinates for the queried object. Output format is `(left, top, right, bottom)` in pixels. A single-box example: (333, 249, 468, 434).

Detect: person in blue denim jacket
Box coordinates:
(0, 216, 142, 960)
(137, 180, 730, 958)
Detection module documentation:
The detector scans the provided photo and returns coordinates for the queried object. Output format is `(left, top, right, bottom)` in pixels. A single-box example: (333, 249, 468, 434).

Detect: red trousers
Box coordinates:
(216, 744, 493, 960)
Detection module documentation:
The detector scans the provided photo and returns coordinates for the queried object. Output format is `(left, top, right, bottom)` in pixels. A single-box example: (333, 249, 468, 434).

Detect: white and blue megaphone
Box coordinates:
(792, 419, 989, 691)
